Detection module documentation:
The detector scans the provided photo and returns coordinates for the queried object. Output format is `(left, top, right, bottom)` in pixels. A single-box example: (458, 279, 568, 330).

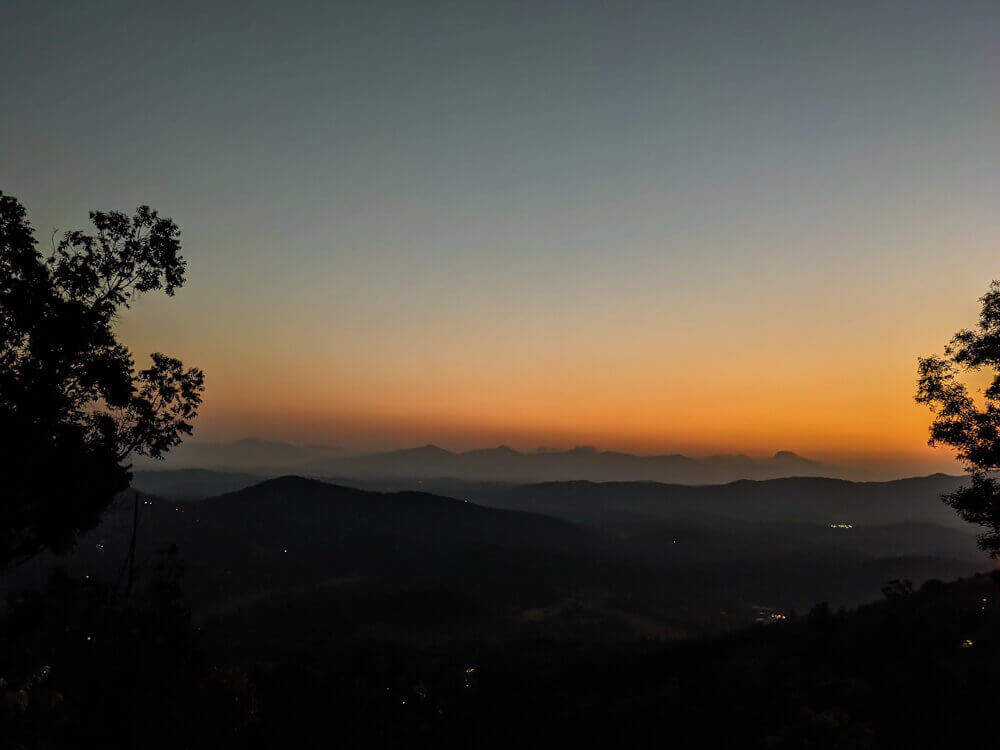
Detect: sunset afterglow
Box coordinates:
(7, 1, 997, 475)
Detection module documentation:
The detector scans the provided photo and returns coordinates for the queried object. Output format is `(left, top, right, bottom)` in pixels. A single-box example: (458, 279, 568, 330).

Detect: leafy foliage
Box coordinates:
(0, 192, 203, 566)
(917, 281, 1000, 554)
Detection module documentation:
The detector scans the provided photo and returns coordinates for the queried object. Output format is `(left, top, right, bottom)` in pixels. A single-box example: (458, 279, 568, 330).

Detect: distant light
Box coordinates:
(962, 639, 975, 648)
(95, 543, 104, 550)
(283, 548, 288, 553)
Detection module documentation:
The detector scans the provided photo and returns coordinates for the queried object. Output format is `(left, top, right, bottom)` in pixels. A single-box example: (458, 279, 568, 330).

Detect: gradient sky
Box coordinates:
(4, 1, 1000, 473)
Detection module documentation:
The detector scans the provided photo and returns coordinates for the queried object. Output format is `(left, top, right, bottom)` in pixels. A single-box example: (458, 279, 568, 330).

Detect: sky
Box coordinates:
(3, 1, 999, 474)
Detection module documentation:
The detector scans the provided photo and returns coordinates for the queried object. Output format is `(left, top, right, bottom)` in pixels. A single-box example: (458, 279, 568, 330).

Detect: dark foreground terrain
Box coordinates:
(5, 563, 1000, 748)
(2, 474, 995, 748)
(14, 475, 989, 631)
(226, 571, 1000, 749)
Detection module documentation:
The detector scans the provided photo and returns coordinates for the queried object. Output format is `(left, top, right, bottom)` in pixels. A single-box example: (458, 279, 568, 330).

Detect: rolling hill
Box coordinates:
(459, 474, 976, 528)
(10, 475, 980, 634)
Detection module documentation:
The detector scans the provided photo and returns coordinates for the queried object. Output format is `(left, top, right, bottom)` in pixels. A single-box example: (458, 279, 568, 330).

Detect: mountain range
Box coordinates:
(131, 468, 978, 533)
(133, 438, 864, 483)
(313, 444, 846, 483)
(99, 472, 989, 617)
(459, 474, 977, 528)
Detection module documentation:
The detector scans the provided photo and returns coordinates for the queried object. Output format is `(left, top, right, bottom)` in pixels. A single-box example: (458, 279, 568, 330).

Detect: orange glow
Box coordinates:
(113, 215, 991, 479)
(127, 315, 963, 475)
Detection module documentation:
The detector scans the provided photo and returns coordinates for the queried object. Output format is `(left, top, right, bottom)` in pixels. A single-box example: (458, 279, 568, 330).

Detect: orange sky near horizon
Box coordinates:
(114, 242, 988, 476)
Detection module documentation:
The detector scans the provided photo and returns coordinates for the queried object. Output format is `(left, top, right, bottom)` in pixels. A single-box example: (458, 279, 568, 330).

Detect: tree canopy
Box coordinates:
(917, 281, 1000, 554)
(0, 192, 203, 566)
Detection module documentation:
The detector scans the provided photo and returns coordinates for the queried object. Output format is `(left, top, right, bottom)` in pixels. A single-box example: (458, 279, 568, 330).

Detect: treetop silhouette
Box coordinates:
(918, 280, 1000, 554)
(0, 191, 203, 566)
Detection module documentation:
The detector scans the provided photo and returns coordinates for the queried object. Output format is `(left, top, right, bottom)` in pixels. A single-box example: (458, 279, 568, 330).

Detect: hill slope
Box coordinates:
(465, 474, 975, 528)
(49, 477, 621, 616)
(9, 476, 987, 639)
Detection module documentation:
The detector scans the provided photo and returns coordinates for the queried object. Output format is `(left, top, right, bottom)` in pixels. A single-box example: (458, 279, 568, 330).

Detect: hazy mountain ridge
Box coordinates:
(468, 474, 975, 528)
(129, 469, 974, 530)
(130, 438, 344, 471)
(308, 444, 844, 483)
(130, 468, 263, 500)
(131, 438, 863, 482)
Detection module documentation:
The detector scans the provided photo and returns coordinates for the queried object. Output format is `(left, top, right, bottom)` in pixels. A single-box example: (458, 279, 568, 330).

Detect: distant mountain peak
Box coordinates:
(467, 445, 521, 456)
(773, 450, 809, 461)
(248, 475, 329, 491)
(393, 444, 453, 456)
(233, 437, 269, 446)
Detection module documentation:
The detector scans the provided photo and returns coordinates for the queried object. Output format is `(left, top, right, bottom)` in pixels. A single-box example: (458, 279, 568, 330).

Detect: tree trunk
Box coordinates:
(124, 490, 140, 602)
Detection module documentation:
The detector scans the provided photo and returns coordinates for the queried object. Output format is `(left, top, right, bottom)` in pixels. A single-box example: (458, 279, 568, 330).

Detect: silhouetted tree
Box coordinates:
(917, 280, 1000, 554)
(0, 192, 203, 567)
